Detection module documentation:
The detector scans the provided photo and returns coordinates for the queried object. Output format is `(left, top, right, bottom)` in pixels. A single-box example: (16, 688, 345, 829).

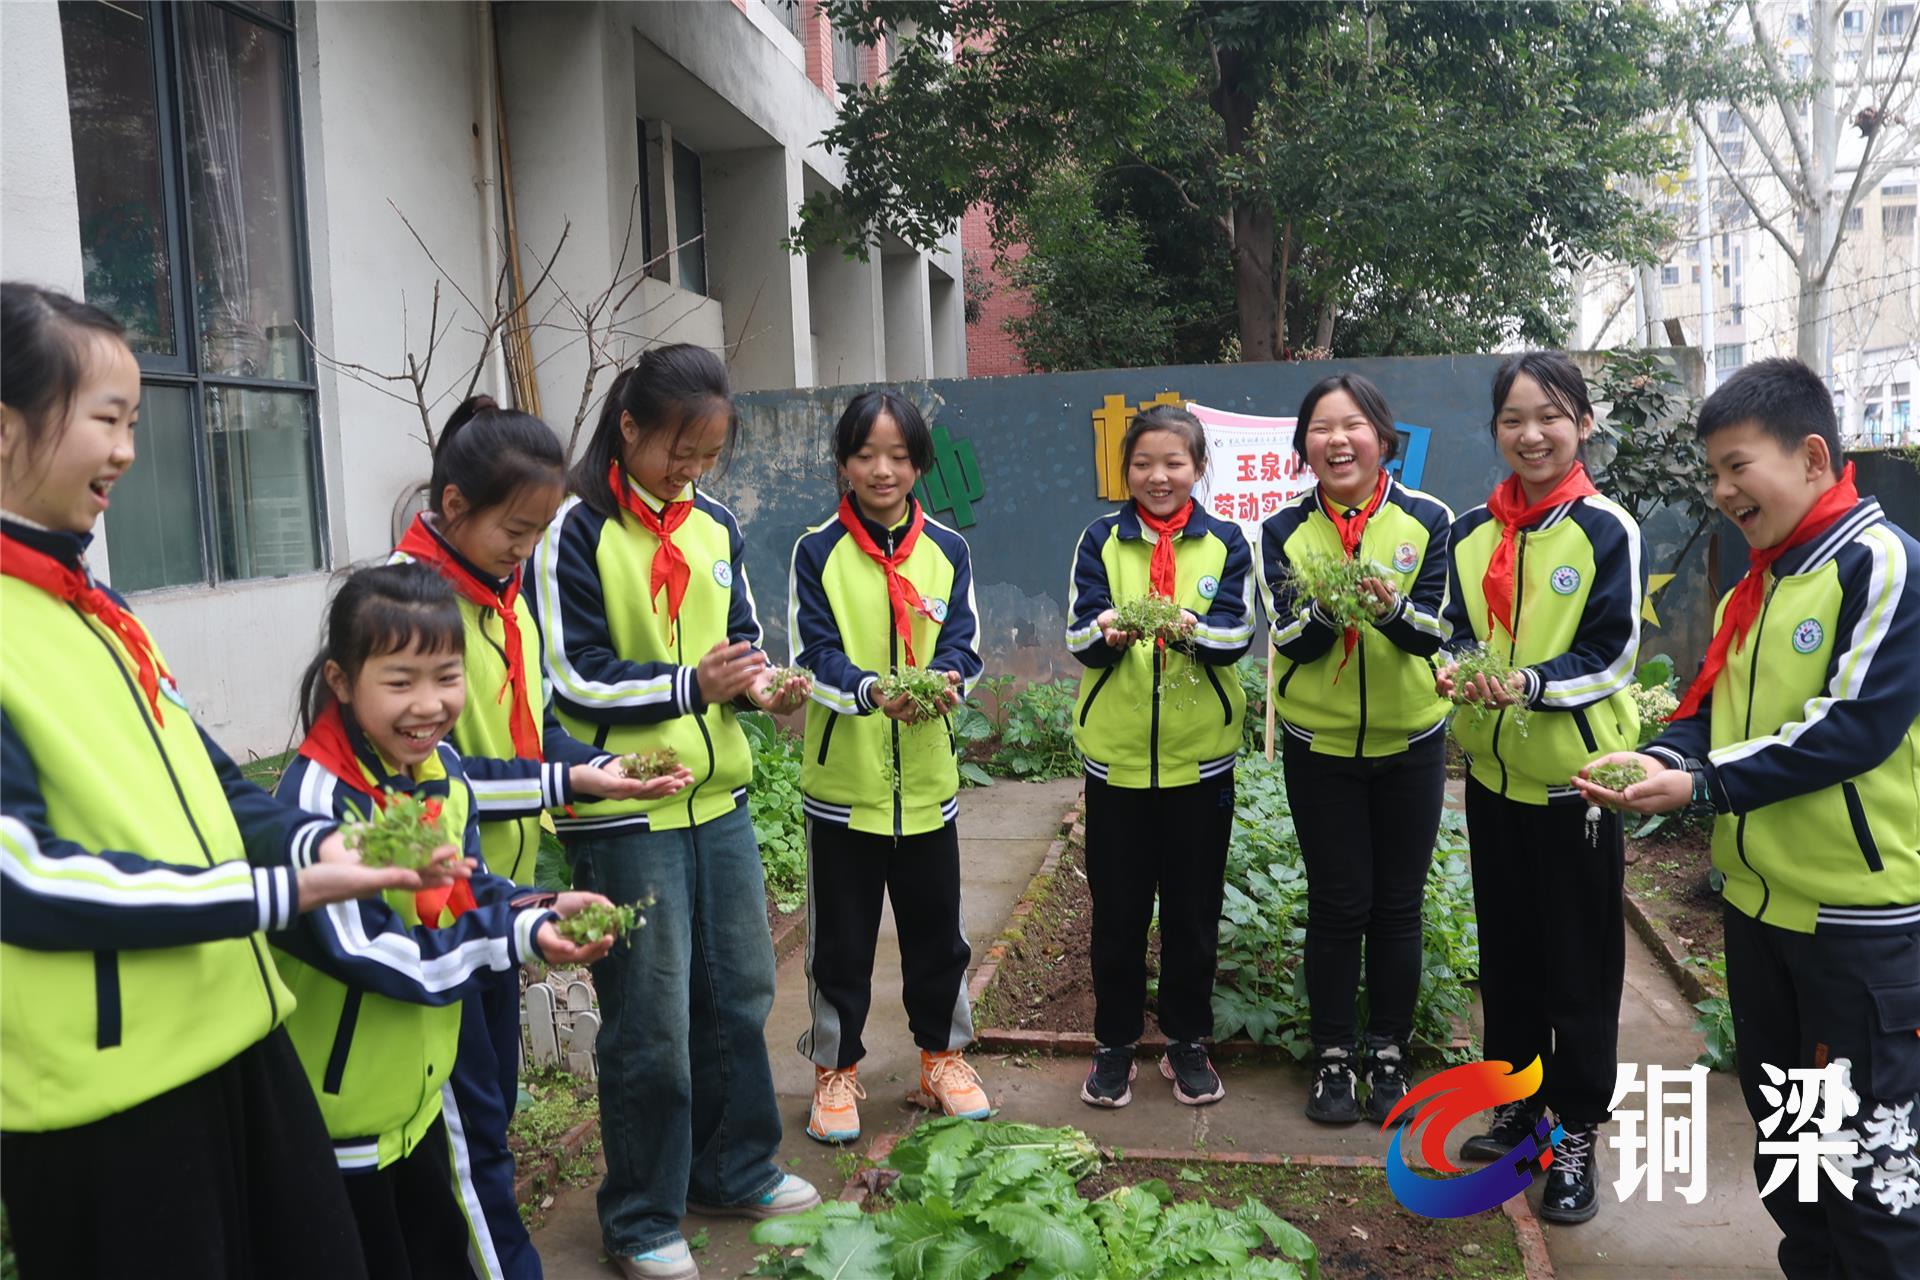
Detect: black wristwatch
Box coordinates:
(1683, 761, 1715, 815)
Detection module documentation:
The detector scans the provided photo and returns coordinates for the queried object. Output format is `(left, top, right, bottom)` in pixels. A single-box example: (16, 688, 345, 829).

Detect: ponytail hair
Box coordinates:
(569, 344, 737, 521)
(430, 394, 566, 529)
(297, 563, 466, 733)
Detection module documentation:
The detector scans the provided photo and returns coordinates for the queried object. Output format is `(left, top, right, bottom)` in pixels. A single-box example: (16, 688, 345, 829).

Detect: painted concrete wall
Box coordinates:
(717, 356, 1745, 688)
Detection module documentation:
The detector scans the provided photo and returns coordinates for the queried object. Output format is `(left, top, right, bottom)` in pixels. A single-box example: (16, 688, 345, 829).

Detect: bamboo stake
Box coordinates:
(1264, 635, 1277, 761)
(493, 8, 542, 417)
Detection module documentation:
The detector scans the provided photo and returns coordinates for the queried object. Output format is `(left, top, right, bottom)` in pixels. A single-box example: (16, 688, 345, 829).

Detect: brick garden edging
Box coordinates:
(513, 1115, 600, 1211)
(1622, 888, 1718, 1006)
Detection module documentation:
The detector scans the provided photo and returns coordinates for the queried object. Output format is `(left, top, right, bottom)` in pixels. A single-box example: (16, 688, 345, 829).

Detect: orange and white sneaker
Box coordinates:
(913, 1050, 992, 1120)
(807, 1065, 865, 1144)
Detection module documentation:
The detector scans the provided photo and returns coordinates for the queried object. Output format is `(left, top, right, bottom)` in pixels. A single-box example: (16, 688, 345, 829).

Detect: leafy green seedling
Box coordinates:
(555, 895, 654, 945)
(617, 746, 681, 780)
(1587, 761, 1647, 792)
(1112, 593, 1189, 646)
(1284, 553, 1391, 631)
(344, 791, 448, 871)
(875, 666, 953, 720)
(1446, 644, 1531, 737)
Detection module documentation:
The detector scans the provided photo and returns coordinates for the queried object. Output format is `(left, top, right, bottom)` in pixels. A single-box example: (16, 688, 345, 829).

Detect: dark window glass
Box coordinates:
(673, 141, 707, 296)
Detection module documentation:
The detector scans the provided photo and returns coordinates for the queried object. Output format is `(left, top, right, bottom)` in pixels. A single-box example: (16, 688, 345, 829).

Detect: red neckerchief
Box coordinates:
(1, 529, 174, 725)
(297, 704, 476, 927)
(1481, 462, 1599, 639)
(1135, 499, 1194, 649)
(1672, 464, 1860, 721)
(837, 493, 932, 666)
(396, 515, 541, 760)
(609, 463, 693, 644)
(1320, 470, 1389, 683)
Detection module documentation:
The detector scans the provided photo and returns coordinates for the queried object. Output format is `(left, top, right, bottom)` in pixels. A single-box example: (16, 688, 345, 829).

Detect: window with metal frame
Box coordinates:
(59, 0, 323, 593)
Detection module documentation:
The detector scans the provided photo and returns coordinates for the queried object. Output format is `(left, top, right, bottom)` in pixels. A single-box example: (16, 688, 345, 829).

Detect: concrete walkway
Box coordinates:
(535, 773, 1785, 1279)
(533, 776, 1082, 1280)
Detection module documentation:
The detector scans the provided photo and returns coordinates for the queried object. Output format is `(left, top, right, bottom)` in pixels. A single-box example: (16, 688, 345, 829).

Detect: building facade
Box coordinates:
(2, 0, 966, 754)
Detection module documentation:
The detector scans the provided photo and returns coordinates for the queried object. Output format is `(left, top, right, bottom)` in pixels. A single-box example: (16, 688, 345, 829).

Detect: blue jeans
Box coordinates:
(567, 804, 785, 1256)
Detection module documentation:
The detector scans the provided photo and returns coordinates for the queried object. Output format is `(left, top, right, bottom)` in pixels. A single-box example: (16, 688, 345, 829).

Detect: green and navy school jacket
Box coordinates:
(528, 477, 764, 835)
(1259, 476, 1455, 758)
(0, 520, 324, 1133)
(273, 722, 556, 1172)
(1065, 501, 1254, 788)
(1442, 491, 1646, 805)
(788, 495, 983, 838)
(1648, 500, 1920, 935)
(390, 519, 611, 883)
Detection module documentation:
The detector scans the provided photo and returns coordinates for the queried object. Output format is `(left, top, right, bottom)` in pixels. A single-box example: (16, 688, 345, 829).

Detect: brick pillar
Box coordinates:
(801, 0, 835, 103)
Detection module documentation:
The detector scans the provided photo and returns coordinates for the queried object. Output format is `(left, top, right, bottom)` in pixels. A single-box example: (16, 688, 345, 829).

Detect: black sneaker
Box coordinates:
(1160, 1042, 1226, 1106)
(1363, 1042, 1411, 1124)
(1080, 1044, 1136, 1108)
(1459, 1098, 1546, 1163)
(1540, 1122, 1600, 1223)
(1304, 1046, 1361, 1124)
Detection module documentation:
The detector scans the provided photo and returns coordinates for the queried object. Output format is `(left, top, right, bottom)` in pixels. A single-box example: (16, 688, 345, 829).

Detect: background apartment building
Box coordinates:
(1, 0, 967, 753)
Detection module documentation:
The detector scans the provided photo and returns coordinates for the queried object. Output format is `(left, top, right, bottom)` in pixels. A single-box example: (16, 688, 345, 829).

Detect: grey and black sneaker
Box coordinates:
(1459, 1098, 1547, 1163)
(1363, 1042, 1411, 1124)
(1080, 1044, 1137, 1108)
(1540, 1122, 1600, 1223)
(1304, 1046, 1361, 1125)
(1160, 1041, 1226, 1105)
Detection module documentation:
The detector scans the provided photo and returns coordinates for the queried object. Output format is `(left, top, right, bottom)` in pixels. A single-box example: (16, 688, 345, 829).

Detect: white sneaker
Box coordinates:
(617, 1238, 698, 1280)
(688, 1172, 822, 1220)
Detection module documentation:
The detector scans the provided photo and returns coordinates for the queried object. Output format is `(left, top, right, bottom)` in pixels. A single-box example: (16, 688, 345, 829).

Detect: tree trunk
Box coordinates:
(1233, 202, 1279, 361)
(1636, 264, 1665, 346)
(1210, 42, 1278, 360)
(1314, 297, 1336, 350)
(1799, 0, 1840, 373)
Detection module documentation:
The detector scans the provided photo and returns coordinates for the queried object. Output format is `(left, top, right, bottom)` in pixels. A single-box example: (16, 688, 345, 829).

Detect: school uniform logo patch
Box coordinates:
(923, 595, 949, 623)
(1792, 618, 1824, 653)
(1197, 575, 1220, 600)
(1550, 565, 1581, 595)
(1393, 542, 1419, 573)
(712, 560, 733, 588)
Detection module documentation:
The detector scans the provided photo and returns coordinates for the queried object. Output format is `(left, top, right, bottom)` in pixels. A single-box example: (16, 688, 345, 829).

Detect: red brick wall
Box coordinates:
(963, 203, 1034, 378)
(801, 0, 835, 103)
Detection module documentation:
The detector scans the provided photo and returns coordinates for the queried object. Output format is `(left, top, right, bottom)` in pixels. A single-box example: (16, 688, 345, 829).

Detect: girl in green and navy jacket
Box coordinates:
(1579, 359, 1920, 1276)
(275, 563, 619, 1280)
(1438, 351, 1646, 1227)
(1258, 374, 1453, 1129)
(0, 283, 429, 1280)
(1066, 405, 1254, 1113)
(391, 396, 690, 1280)
(527, 345, 819, 1280)
(788, 390, 990, 1148)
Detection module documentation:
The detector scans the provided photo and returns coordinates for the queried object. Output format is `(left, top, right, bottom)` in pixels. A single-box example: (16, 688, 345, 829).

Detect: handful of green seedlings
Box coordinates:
(1587, 761, 1648, 793)
(876, 665, 954, 719)
(761, 664, 812, 693)
(1446, 644, 1531, 736)
(344, 791, 449, 872)
(1112, 593, 1190, 646)
(1285, 553, 1391, 631)
(617, 746, 681, 780)
(555, 895, 653, 945)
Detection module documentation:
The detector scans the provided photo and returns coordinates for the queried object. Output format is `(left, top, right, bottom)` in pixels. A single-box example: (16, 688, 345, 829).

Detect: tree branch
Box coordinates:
(1691, 106, 1804, 270)
(1745, 0, 1814, 181)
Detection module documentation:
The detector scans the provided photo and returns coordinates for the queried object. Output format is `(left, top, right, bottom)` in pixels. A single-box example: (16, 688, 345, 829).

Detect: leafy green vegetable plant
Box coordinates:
(1112, 593, 1189, 646)
(617, 746, 682, 780)
(1445, 644, 1531, 737)
(1587, 762, 1647, 792)
(749, 1117, 1319, 1280)
(555, 896, 652, 945)
(1283, 554, 1390, 631)
(741, 712, 806, 913)
(343, 791, 448, 871)
(876, 666, 955, 720)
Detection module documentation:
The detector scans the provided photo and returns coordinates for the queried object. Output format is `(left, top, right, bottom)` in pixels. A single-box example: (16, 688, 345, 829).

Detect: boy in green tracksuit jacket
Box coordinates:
(1581, 358, 1920, 1279)
(788, 390, 990, 1147)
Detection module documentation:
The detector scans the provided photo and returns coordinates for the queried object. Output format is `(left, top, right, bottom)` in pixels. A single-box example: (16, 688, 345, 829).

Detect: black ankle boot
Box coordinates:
(1304, 1046, 1361, 1124)
(1460, 1098, 1547, 1162)
(1363, 1042, 1411, 1124)
(1540, 1121, 1600, 1223)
